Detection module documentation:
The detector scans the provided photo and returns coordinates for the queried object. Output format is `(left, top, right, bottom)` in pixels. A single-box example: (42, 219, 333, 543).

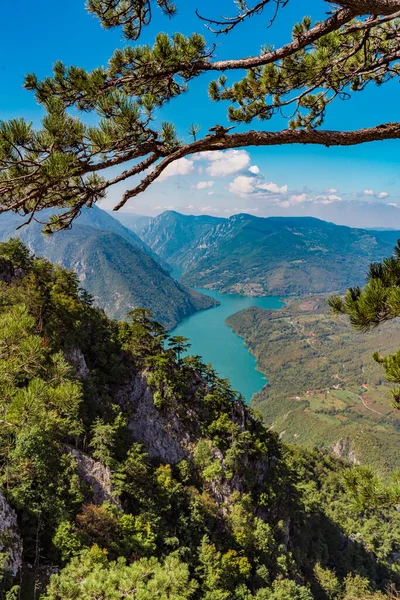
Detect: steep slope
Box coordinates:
(75, 206, 154, 255)
(110, 211, 153, 236)
(1, 242, 399, 600)
(0, 206, 169, 271)
(141, 210, 224, 272)
(180, 214, 400, 295)
(0, 209, 216, 328)
(226, 296, 400, 472)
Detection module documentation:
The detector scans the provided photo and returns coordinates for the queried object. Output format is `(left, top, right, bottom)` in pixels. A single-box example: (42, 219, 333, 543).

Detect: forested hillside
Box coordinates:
(141, 211, 224, 273)
(142, 212, 400, 296)
(0, 241, 399, 600)
(0, 208, 216, 328)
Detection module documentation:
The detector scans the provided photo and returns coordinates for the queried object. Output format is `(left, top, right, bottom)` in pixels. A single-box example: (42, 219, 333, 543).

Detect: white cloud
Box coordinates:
(363, 189, 389, 199)
(158, 158, 194, 180)
(249, 165, 260, 175)
(152, 204, 176, 210)
(289, 193, 308, 204)
(195, 149, 251, 176)
(277, 192, 343, 208)
(325, 188, 338, 194)
(279, 200, 291, 208)
(208, 191, 214, 196)
(229, 174, 289, 198)
(276, 193, 311, 207)
(258, 181, 288, 194)
(194, 180, 214, 190)
(315, 194, 343, 205)
(388, 203, 398, 207)
(229, 175, 256, 196)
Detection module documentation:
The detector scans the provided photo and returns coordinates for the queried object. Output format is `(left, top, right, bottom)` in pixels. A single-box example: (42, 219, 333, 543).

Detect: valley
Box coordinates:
(170, 288, 284, 401)
(0, 207, 217, 329)
(3, 1, 400, 597)
(3, 205, 400, 471)
(2, 239, 400, 599)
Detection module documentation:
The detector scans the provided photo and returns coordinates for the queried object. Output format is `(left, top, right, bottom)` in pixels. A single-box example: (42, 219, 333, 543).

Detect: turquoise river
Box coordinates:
(171, 289, 284, 402)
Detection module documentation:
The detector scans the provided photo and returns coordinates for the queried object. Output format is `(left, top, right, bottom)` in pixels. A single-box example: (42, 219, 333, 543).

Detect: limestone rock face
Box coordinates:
(116, 374, 274, 512)
(65, 346, 90, 380)
(117, 374, 193, 464)
(0, 491, 23, 578)
(68, 448, 121, 508)
(332, 438, 360, 465)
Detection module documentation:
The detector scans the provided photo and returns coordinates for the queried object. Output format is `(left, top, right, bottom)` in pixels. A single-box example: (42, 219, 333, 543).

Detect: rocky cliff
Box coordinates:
(0, 492, 23, 580)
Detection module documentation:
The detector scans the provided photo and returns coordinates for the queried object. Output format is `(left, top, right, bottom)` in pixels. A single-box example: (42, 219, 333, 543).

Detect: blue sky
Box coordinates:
(1, 0, 399, 228)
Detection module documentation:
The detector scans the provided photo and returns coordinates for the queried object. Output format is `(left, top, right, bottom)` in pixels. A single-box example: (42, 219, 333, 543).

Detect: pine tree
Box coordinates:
(328, 239, 400, 412)
(43, 547, 197, 600)
(1, 0, 400, 230)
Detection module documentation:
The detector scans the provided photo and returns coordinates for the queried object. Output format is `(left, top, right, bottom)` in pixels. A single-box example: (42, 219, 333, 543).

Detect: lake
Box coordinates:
(171, 289, 284, 402)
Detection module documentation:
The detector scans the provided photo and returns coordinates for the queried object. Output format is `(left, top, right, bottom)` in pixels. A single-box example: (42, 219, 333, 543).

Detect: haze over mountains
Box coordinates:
(3, 206, 400, 328)
(111, 211, 153, 236)
(140, 211, 400, 296)
(0, 207, 216, 328)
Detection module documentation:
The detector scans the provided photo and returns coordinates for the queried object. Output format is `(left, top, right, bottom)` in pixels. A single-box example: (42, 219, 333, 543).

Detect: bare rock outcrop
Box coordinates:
(68, 448, 121, 508)
(65, 347, 90, 380)
(0, 491, 23, 579)
(332, 437, 360, 465)
(116, 374, 274, 512)
(117, 374, 193, 464)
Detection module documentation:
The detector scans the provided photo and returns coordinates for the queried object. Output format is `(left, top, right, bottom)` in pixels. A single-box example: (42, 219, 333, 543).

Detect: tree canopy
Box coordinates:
(0, 0, 400, 230)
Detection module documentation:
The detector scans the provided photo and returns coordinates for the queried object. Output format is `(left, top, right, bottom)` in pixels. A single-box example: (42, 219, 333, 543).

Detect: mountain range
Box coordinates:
(141, 211, 224, 274)
(141, 211, 400, 296)
(0, 207, 216, 328)
(4, 206, 400, 328)
(111, 211, 154, 236)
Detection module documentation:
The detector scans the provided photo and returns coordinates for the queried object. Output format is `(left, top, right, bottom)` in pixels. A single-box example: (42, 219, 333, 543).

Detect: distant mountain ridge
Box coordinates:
(141, 211, 224, 270)
(0, 207, 217, 328)
(78, 207, 171, 271)
(140, 211, 400, 296)
(110, 211, 154, 236)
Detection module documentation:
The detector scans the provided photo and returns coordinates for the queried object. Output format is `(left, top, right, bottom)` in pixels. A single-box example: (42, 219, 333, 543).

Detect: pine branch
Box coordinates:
(205, 8, 356, 71)
(332, 0, 400, 15)
(113, 122, 400, 208)
(195, 1, 289, 35)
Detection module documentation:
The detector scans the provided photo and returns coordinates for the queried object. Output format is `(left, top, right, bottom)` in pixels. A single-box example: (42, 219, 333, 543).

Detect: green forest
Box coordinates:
(0, 240, 400, 599)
